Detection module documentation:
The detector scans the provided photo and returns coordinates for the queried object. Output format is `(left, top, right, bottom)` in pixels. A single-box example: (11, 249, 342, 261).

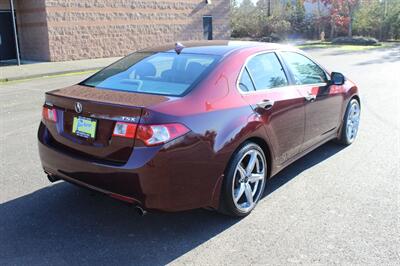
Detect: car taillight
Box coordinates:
(113, 122, 137, 138)
(137, 123, 190, 146)
(113, 122, 190, 146)
(42, 106, 57, 122)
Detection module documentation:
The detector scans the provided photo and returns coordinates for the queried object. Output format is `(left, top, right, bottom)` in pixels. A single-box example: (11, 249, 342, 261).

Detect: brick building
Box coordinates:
(0, 0, 230, 62)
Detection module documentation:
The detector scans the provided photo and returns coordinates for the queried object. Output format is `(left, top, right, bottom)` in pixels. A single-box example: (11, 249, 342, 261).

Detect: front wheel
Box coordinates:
(219, 142, 267, 217)
(337, 99, 360, 145)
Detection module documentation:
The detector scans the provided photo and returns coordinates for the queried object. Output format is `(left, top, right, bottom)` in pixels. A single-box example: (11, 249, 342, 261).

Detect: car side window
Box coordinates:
(239, 68, 255, 92)
(281, 52, 328, 85)
(245, 53, 288, 90)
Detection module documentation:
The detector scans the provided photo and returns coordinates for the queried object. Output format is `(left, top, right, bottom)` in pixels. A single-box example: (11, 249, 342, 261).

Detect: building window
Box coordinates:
(203, 16, 213, 40)
(0, 9, 17, 61)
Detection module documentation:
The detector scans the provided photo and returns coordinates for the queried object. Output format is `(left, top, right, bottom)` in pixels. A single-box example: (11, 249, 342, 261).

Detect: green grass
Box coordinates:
(297, 43, 332, 49)
(297, 42, 395, 52)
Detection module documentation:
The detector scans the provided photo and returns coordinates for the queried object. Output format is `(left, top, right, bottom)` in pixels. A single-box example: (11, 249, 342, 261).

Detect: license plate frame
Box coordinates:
(72, 116, 97, 139)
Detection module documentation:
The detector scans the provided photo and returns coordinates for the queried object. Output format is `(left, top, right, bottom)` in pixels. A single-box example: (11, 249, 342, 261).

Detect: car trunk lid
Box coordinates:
(43, 85, 169, 164)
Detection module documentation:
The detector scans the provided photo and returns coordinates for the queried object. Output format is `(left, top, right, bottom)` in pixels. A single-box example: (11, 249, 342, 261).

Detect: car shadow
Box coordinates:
(264, 142, 345, 197)
(354, 50, 400, 65)
(0, 142, 345, 265)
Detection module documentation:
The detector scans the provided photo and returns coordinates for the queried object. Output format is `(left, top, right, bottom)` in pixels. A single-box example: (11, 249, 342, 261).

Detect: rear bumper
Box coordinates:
(38, 122, 223, 212)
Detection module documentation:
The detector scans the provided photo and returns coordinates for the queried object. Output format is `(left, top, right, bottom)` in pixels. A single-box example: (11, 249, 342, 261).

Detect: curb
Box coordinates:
(0, 67, 100, 83)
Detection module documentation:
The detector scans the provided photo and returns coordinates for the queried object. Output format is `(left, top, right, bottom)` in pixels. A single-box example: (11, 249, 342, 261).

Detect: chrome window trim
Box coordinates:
(236, 51, 291, 95)
(236, 49, 332, 95)
(278, 50, 331, 84)
(239, 66, 256, 92)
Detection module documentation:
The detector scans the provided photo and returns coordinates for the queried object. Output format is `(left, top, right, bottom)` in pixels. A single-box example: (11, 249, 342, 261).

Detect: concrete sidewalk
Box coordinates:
(0, 57, 121, 82)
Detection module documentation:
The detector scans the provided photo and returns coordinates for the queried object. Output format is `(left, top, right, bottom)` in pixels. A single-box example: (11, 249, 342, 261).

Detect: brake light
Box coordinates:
(112, 122, 190, 146)
(42, 106, 57, 122)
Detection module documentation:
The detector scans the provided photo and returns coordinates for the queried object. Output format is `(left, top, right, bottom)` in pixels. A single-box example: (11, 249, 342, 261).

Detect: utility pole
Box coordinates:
(9, 0, 20, 65)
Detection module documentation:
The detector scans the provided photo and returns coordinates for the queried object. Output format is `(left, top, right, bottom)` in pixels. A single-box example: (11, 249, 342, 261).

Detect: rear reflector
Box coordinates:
(42, 106, 57, 122)
(112, 122, 190, 146)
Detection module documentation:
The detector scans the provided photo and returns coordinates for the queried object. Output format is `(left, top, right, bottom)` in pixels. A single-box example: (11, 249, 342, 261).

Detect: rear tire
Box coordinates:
(337, 99, 360, 145)
(219, 142, 267, 217)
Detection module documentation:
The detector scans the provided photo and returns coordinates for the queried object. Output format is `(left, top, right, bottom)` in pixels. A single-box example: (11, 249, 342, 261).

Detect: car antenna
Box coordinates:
(175, 42, 185, 55)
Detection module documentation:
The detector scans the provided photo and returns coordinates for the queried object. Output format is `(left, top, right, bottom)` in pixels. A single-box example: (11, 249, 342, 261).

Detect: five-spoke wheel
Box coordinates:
(219, 142, 267, 216)
(345, 100, 360, 143)
(337, 98, 360, 145)
(232, 149, 265, 213)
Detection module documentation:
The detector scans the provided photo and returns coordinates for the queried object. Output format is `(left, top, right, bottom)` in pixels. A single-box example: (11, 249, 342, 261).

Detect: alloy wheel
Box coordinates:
(231, 149, 266, 213)
(346, 100, 360, 143)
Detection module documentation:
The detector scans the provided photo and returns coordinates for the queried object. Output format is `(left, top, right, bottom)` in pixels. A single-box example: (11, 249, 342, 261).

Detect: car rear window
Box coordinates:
(81, 52, 221, 96)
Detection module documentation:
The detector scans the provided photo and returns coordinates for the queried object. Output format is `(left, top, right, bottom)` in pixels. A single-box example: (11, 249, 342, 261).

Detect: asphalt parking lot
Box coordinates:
(0, 46, 399, 265)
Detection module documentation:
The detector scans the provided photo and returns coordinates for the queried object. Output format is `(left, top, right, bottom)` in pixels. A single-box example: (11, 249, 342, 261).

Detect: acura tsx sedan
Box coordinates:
(38, 41, 360, 216)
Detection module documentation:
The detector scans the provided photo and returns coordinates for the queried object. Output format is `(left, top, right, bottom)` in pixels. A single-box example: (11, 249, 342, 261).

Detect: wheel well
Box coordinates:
(351, 95, 361, 109)
(214, 136, 273, 210)
(246, 137, 272, 178)
(341, 95, 361, 123)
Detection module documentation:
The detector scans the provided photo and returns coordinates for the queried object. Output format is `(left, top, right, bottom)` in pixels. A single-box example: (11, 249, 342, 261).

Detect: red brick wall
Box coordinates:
(15, 0, 51, 61)
(43, 0, 230, 61)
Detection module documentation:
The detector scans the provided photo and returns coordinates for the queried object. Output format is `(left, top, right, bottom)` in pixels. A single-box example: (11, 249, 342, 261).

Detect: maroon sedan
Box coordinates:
(38, 41, 360, 216)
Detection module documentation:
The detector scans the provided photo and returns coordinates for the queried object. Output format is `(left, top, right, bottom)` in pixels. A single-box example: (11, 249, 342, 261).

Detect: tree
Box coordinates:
(309, 0, 359, 38)
(382, 0, 400, 40)
(345, 0, 360, 37)
(352, 0, 400, 40)
(353, 0, 382, 38)
(231, 0, 399, 41)
(287, 0, 306, 34)
(257, 0, 272, 16)
(231, 0, 291, 39)
(231, 0, 259, 37)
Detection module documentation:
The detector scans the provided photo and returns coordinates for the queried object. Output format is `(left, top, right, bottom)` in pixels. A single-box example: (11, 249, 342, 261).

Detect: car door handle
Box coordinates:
(304, 92, 316, 102)
(257, 99, 274, 110)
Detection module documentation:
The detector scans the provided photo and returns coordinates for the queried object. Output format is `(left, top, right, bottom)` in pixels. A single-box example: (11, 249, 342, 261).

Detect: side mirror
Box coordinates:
(330, 72, 345, 85)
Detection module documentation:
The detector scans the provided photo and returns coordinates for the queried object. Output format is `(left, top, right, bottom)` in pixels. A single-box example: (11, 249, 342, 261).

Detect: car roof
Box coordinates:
(139, 40, 291, 56)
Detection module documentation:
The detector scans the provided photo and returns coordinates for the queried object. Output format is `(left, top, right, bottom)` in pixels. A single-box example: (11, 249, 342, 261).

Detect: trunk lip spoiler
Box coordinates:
(44, 93, 144, 123)
(45, 91, 147, 109)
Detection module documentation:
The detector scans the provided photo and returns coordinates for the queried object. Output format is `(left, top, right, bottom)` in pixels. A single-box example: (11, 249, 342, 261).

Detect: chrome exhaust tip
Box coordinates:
(134, 205, 147, 216)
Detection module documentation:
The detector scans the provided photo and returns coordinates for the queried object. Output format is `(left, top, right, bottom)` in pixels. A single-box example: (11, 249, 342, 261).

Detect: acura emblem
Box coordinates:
(74, 102, 83, 113)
